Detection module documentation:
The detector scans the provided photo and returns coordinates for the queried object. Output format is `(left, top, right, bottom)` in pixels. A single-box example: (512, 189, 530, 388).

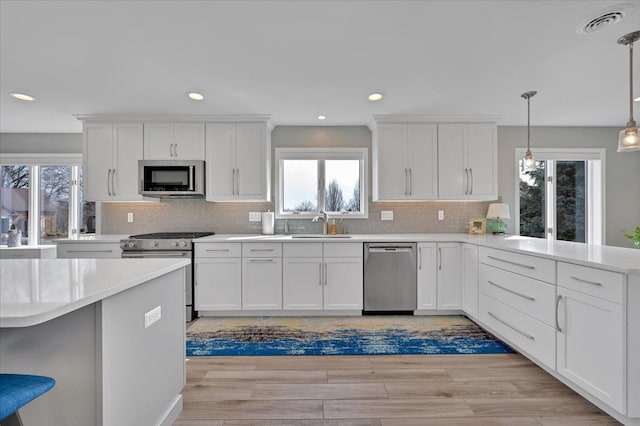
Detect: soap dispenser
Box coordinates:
(329, 219, 337, 235)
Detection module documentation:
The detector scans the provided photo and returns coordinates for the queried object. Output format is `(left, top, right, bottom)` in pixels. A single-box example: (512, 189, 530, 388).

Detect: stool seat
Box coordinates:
(0, 374, 55, 421)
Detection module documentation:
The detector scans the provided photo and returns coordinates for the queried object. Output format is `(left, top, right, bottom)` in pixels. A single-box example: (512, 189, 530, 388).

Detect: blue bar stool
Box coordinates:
(0, 374, 55, 426)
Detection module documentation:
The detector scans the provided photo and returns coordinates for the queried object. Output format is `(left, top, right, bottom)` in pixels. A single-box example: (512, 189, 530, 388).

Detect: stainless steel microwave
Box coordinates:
(139, 160, 205, 197)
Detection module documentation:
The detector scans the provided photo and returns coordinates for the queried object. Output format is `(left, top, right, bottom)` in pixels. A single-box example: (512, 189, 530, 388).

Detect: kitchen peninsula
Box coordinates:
(0, 257, 189, 426)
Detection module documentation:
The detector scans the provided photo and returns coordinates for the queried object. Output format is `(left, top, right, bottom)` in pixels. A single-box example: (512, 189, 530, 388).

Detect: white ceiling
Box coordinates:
(1, 0, 639, 133)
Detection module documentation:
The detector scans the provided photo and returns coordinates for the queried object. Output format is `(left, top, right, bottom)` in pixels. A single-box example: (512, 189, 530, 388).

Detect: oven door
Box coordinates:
(122, 251, 193, 321)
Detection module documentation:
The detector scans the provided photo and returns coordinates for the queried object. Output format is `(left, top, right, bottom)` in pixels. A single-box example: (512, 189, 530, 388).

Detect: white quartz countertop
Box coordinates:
(194, 233, 640, 274)
(0, 258, 190, 328)
(54, 234, 130, 244)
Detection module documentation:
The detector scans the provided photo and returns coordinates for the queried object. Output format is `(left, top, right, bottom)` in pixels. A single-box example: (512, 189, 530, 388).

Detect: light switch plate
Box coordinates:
(249, 212, 262, 222)
(144, 306, 161, 328)
(381, 210, 393, 221)
(127, 212, 134, 223)
(438, 210, 444, 220)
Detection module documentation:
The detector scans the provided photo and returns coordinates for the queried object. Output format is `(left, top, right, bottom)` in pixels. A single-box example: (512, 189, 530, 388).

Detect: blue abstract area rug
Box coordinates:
(186, 315, 513, 356)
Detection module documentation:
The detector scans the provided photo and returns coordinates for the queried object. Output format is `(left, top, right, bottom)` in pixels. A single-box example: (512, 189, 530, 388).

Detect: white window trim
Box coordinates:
(275, 147, 368, 219)
(1, 153, 84, 245)
(514, 148, 606, 245)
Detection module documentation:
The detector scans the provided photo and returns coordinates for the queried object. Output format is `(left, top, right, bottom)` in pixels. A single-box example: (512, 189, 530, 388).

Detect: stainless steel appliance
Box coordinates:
(364, 242, 417, 313)
(139, 160, 205, 197)
(120, 232, 215, 320)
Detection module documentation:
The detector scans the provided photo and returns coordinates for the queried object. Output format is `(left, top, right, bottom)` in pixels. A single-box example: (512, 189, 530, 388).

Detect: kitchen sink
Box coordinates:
(291, 234, 352, 239)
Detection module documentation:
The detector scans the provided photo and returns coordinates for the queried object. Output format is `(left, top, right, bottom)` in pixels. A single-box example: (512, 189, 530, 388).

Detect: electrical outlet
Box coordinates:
(438, 210, 444, 221)
(249, 212, 262, 222)
(144, 306, 161, 328)
(127, 212, 134, 223)
(381, 210, 393, 221)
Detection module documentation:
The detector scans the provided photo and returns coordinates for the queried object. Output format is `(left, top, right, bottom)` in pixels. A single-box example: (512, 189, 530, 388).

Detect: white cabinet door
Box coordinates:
(437, 124, 497, 201)
(556, 286, 625, 413)
(437, 243, 462, 309)
(143, 123, 174, 160)
(206, 123, 235, 200)
(437, 124, 467, 200)
(407, 124, 438, 200)
(466, 124, 497, 200)
(324, 258, 363, 310)
(375, 123, 408, 200)
(242, 258, 282, 310)
(84, 122, 143, 201)
(113, 123, 143, 200)
(174, 123, 205, 160)
(461, 243, 479, 318)
(56, 242, 122, 258)
(235, 123, 268, 200)
(283, 258, 323, 310)
(84, 123, 114, 201)
(195, 258, 242, 311)
(417, 243, 437, 310)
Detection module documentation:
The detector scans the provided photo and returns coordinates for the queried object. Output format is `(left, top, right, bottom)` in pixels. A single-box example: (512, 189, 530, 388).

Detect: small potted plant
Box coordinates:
(624, 227, 640, 248)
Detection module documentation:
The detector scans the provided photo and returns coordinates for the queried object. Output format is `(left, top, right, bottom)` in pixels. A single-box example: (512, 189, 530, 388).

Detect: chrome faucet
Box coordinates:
(312, 210, 328, 234)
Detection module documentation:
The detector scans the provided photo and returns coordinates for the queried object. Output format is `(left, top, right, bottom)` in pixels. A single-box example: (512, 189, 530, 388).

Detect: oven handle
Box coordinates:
(122, 252, 190, 258)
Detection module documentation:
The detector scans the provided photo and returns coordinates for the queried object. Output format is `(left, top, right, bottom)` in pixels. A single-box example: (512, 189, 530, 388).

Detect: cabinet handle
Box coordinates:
(236, 169, 240, 196)
(409, 168, 413, 196)
(488, 311, 535, 340)
(66, 249, 113, 253)
(111, 169, 116, 196)
(169, 143, 173, 157)
(107, 169, 112, 196)
(486, 255, 535, 270)
(249, 258, 274, 262)
(404, 168, 408, 196)
(464, 168, 469, 195)
(418, 247, 422, 270)
(555, 295, 563, 332)
(487, 280, 535, 301)
(469, 168, 473, 195)
(250, 248, 274, 252)
(206, 249, 230, 252)
(438, 247, 442, 270)
(231, 169, 236, 195)
(319, 262, 322, 286)
(570, 276, 603, 287)
(324, 262, 328, 286)
(174, 143, 178, 157)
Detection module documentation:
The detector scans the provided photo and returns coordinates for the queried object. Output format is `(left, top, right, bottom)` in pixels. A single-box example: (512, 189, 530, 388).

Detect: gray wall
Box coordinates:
(0, 133, 82, 153)
(498, 126, 640, 248)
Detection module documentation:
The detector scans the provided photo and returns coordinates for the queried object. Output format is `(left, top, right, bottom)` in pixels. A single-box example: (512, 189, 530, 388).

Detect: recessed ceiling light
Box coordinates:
(368, 93, 383, 101)
(318, 115, 326, 120)
(188, 92, 204, 101)
(10, 92, 35, 101)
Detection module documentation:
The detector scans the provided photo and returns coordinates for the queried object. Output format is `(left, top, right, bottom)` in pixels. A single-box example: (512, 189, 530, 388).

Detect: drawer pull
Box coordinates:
(487, 280, 535, 301)
(487, 255, 535, 270)
(67, 249, 113, 253)
(206, 249, 230, 252)
(488, 311, 535, 340)
(570, 276, 603, 287)
(555, 295, 563, 332)
(250, 248, 274, 252)
(249, 258, 274, 262)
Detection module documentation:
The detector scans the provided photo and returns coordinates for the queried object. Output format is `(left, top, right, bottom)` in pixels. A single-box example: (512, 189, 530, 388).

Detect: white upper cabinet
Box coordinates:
(205, 122, 271, 202)
(83, 122, 144, 201)
(438, 123, 498, 200)
(143, 122, 205, 160)
(374, 123, 438, 201)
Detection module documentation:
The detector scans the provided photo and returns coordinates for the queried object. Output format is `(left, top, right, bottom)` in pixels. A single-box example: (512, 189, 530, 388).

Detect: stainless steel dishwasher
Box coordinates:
(364, 242, 417, 313)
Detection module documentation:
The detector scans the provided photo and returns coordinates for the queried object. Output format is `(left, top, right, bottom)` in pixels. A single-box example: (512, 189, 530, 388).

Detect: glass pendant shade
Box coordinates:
(617, 125, 640, 152)
(617, 31, 640, 152)
(521, 91, 537, 171)
(522, 150, 537, 172)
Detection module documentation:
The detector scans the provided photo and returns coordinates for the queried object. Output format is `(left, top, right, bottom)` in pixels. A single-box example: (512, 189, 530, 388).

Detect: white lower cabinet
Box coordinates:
(461, 243, 478, 319)
(56, 242, 122, 258)
(283, 257, 323, 310)
(436, 243, 462, 310)
(195, 258, 242, 310)
(324, 257, 363, 310)
(556, 263, 625, 414)
(417, 243, 437, 309)
(242, 257, 282, 310)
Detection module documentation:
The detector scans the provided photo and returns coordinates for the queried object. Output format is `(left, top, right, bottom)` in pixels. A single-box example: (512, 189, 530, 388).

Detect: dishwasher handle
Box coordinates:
(368, 247, 414, 253)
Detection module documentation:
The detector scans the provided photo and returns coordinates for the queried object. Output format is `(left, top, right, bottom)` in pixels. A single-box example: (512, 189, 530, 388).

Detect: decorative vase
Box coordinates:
(7, 228, 22, 247)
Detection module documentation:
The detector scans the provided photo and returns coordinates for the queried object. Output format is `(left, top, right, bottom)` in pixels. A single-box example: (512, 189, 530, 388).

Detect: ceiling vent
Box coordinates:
(577, 3, 633, 34)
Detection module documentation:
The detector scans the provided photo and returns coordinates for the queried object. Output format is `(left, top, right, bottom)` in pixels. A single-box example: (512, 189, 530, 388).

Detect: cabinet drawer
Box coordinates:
(195, 243, 241, 258)
(479, 247, 555, 284)
(57, 243, 121, 258)
(479, 263, 556, 326)
(557, 262, 624, 304)
(324, 242, 362, 258)
(283, 242, 323, 258)
(243, 242, 282, 257)
(479, 293, 556, 369)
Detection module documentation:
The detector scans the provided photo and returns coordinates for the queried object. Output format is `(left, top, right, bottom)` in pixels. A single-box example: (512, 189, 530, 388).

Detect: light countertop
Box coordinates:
(54, 234, 130, 244)
(0, 258, 190, 328)
(194, 233, 640, 274)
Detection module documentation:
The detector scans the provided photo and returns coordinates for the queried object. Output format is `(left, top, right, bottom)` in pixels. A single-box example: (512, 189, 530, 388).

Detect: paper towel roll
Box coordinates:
(262, 211, 274, 235)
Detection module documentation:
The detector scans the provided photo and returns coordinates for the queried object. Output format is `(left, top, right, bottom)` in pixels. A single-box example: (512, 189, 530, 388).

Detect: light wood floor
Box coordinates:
(174, 353, 620, 425)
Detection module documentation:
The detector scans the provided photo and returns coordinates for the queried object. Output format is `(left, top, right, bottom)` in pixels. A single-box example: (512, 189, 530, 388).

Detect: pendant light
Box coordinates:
(521, 91, 538, 172)
(617, 31, 640, 152)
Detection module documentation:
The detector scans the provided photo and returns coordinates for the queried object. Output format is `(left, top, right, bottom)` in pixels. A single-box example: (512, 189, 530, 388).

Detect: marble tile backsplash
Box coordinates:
(101, 200, 492, 235)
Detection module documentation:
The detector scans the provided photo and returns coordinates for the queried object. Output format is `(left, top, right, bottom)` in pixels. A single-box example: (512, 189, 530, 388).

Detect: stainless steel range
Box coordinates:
(120, 232, 215, 321)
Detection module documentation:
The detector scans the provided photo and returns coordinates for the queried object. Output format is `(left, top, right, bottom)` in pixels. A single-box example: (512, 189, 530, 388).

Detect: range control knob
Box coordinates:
(180, 241, 188, 247)
(127, 242, 136, 248)
(149, 241, 158, 248)
(171, 241, 179, 247)
(120, 241, 127, 248)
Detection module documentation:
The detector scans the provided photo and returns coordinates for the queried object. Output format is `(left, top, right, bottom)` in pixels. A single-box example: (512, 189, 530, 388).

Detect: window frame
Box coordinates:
(1, 153, 83, 245)
(514, 148, 606, 245)
(275, 147, 368, 219)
